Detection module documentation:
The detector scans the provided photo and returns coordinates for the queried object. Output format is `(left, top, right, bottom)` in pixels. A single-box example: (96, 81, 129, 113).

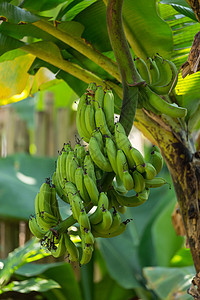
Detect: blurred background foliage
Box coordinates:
(0, 0, 198, 299)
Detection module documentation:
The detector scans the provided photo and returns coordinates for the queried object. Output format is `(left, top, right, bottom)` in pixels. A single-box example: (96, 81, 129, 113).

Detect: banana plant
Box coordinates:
(1, 0, 200, 297)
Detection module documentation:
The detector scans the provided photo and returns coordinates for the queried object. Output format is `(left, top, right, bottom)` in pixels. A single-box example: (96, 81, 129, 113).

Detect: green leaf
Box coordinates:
(151, 200, 184, 266)
(94, 274, 134, 300)
(170, 248, 194, 267)
(1, 278, 60, 293)
(0, 153, 56, 220)
(0, 33, 24, 56)
(0, 2, 39, 23)
(61, 0, 97, 21)
(0, 238, 48, 288)
(0, 48, 26, 62)
(143, 266, 195, 299)
(21, 0, 67, 12)
(160, 0, 197, 21)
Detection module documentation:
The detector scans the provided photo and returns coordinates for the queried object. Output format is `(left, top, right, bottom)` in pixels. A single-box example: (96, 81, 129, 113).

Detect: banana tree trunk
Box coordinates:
(135, 109, 200, 297)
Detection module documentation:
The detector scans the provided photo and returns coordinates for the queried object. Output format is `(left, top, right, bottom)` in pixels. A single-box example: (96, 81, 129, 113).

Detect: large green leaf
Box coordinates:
(0, 153, 56, 220)
(0, 2, 39, 23)
(160, 0, 197, 21)
(0, 33, 24, 56)
(151, 200, 184, 266)
(0, 238, 49, 288)
(143, 266, 194, 299)
(74, 0, 173, 58)
(1, 278, 60, 294)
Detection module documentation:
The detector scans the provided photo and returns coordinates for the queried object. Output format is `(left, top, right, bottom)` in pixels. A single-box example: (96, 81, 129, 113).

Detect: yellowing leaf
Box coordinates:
(0, 53, 35, 103)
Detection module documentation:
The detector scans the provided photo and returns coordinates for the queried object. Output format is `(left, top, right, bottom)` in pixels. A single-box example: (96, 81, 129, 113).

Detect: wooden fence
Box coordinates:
(0, 92, 77, 259)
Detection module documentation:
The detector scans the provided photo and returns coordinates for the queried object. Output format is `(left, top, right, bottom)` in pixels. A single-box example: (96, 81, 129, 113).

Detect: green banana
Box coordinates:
(89, 192, 109, 225)
(108, 190, 127, 214)
(52, 171, 69, 203)
(92, 220, 129, 238)
(75, 167, 91, 203)
(66, 150, 74, 182)
(114, 123, 135, 168)
(103, 89, 115, 133)
(109, 209, 122, 233)
(145, 87, 187, 118)
(64, 232, 79, 262)
(95, 107, 112, 137)
(76, 144, 86, 167)
(113, 188, 149, 207)
(132, 170, 145, 193)
(144, 162, 157, 179)
(135, 57, 151, 84)
(91, 129, 104, 153)
(92, 209, 112, 233)
(89, 136, 113, 172)
(122, 170, 134, 191)
(105, 137, 118, 175)
(146, 57, 160, 85)
(85, 103, 96, 135)
(116, 149, 129, 181)
(64, 181, 78, 201)
(145, 177, 167, 188)
(150, 150, 163, 175)
(84, 172, 99, 205)
(79, 210, 91, 231)
(51, 234, 66, 258)
(83, 153, 97, 184)
(80, 243, 93, 265)
(29, 216, 47, 239)
(69, 156, 79, 184)
(70, 193, 84, 221)
(94, 85, 104, 109)
(129, 147, 145, 173)
(76, 94, 90, 143)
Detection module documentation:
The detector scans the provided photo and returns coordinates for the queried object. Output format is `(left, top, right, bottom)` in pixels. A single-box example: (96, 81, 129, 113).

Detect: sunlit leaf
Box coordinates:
(21, 0, 67, 12)
(0, 238, 49, 288)
(160, 0, 197, 21)
(0, 53, 35, 101)
(1, 278, 60, 294)
(170, 248, 194, 267)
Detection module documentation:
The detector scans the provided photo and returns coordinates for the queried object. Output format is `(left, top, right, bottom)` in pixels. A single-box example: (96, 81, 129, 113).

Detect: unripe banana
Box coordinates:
(95, 107, 112, 137)
(70, 193, 84, 221)
(59, 151, 68, 184)
(144, 162, 157, 179)
(103, 89, 115, 133)
(145, 87, 187, 118)
(89, 192, 109, 224)
(91, 129, 104, 153)
(66, 151, 74, 181)
(83, 230, 95, 245)
(116, 149, 129, 181)
(105, 137, 118, 175)
(85, 103, 96, 135)
(52, 171, 69, 204)
(64, 232, 79, 262)
(84, 172, 99, 205)
(75, 167, 90, 203)
(64, 181, 78, 201)
(129, 147, 145, 173)
(122, 170, 134, 191)
(92, 209, 112, 233)
(76, 144, 86, 167)
(29, 216, 47, 239)
(115, 123, 135, 169)
(84, 153, 97, 184)
(39, 182, 52, 216)
(92, 220, 129, 238)
(51, 234, 66, 258)
(145, 177, 167, 188)
(132, 170, 145, 193)
(146, 57, 160, 85)
(108, 190, 127, 214)
(135, 57, 151, 84)
(94, 85, 104, 109)
(51, 185, 62, 220)
(69, 156, 79, 184)
(79, 210, 91, 231)
(150, 150, 163, 175)
(109, 209, 121, 233)
(76, 94, 90, 143)
(89, 137, 113, 172)
(80, 244, 93, 265)
(112, 188, 149, 207)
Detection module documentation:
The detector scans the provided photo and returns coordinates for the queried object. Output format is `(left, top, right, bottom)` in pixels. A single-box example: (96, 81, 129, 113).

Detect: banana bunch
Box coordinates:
(135, 55, 187, 118)
(29, 83, 169, 266)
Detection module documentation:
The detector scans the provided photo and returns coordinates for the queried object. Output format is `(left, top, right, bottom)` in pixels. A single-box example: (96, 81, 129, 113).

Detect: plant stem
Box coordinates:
(33, 20, 121, 82)
(106, 0, 144, 135)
